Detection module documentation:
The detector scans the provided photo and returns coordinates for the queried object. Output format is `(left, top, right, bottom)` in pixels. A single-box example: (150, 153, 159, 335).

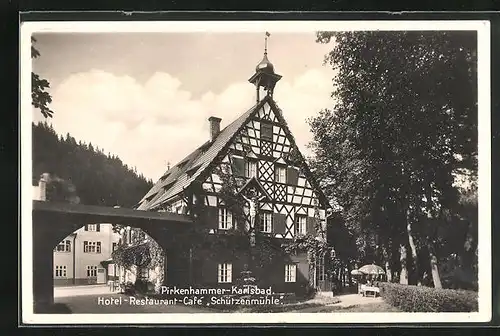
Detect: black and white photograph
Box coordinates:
(21, 20, 491, 324)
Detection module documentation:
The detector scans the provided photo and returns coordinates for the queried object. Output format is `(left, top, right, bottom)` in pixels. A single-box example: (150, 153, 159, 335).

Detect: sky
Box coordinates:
(32, 32, 337, 181)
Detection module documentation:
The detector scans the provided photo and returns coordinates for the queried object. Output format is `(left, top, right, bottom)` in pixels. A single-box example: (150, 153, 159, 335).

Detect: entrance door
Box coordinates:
(315, 252, 327, 291)
(97, 267, 106, 284)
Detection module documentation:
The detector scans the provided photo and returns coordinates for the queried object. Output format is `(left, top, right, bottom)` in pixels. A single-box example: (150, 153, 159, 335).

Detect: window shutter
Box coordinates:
(287, 167, 299, 185)
(232, 157, 245, 177)
(207, 206, 219, 229)
(218, 208, 222, 228)
(306, 216, 317, 236)
(273, 213, 286, 235)
(96, 224, 100, 232)
(297, 261, 309, 282)
(228, 211, 233, 229)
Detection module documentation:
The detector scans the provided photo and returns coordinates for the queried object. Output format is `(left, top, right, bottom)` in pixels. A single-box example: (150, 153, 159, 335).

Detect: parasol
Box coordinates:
(350, 269, 364, 276)
(358, 264, 386, 275)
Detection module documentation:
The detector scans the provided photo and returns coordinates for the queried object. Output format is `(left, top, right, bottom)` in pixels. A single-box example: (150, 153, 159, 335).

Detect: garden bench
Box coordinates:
(361, 286, 380, 298)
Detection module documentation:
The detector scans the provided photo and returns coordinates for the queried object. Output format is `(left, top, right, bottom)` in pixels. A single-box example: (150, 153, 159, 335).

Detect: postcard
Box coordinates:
(20, 19, 491, 325)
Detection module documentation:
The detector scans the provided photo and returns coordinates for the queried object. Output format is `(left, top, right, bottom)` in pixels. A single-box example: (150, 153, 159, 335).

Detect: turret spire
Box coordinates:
(264, 31, 270, 54)
(249, 32, 282, 102)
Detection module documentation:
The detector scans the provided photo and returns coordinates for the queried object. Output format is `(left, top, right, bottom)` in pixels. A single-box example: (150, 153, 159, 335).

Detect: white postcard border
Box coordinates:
(20, 19, 491, 324)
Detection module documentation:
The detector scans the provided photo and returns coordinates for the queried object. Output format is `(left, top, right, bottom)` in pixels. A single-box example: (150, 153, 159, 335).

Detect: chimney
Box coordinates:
(208, 116, 222, 142)
(38, 173, 49, 201)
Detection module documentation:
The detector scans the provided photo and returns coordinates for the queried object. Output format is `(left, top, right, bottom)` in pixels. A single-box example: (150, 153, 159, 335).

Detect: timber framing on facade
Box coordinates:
(128, 38, 332, 293)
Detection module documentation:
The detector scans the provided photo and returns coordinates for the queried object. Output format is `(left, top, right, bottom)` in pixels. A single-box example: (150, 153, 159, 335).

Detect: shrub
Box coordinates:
(120, 281, 136, 295)
(120, 280, 154, 295)
(379, 282, 478, 312)
(295, 283, 316, 299)
(134, 279, 152, 293)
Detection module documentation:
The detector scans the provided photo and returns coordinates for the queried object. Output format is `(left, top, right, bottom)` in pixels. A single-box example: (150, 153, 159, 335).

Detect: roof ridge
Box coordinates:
(137, 97, 267, 210)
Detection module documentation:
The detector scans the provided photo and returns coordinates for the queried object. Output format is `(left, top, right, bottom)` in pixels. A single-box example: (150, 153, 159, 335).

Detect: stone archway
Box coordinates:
(30, 201, 193, 313)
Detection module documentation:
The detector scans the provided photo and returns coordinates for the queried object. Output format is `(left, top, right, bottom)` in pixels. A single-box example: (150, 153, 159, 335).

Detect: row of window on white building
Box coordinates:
(54, 263, 298, 283)
(54, 265, 98, 278)
(54, 240, 118, 253)
(218, 208, 307, 234)
(217, 263, 296, 283)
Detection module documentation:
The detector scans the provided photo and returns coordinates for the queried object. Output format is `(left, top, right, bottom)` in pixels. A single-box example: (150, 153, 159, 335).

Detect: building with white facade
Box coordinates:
(52, 223, 121, 286)
(33, 174, 121, 286)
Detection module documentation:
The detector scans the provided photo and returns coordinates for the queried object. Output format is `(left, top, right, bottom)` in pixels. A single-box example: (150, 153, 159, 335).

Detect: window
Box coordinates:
(54, 240, 71, 252)
(83, 241, 101, 253)
(285, 264, 297, 283)
(86, 224, 99, 232)
(218, 208, 233, 230)
(295, 215, 307, 235)
(139, 268, 149, 280)
(245, 160, 258, 178)
(54, 265, 67, 278)
(218, 263, 232, 283)
(87, 265, 98, 277)
(275, 166, 286, 183)
(260, 211, 273, 233)
(261, 122, 273, 141)
(186, 164, 201, 178)
(112, 242, 118, 251)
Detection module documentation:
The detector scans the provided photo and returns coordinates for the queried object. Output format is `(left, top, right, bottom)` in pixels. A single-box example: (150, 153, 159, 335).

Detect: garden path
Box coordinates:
(330, 293, 383, 308)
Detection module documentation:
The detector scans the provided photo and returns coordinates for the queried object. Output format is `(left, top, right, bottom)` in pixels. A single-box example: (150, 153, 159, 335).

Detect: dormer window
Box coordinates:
(162, 181, 175, 191)
(186, 164, 200, 178)
(177, 160, 189, 170)
(160, 172, 171, 181)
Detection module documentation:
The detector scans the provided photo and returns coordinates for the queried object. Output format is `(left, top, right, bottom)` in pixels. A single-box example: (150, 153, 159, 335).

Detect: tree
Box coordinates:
(32, 122, 153, 207)
(45, 174, 80, 204)
(309, 31, 478, 288)
(32, 37, 54, 118)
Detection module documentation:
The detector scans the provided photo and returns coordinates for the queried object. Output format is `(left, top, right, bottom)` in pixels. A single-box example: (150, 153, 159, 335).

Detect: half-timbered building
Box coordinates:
(135, 37, 331, 293)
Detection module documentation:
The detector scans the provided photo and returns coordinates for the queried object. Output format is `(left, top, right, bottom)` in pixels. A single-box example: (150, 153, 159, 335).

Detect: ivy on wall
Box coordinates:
(182, 159, 285, 279)
(282, 198, 336, 289)
(111, 224, 165, 291)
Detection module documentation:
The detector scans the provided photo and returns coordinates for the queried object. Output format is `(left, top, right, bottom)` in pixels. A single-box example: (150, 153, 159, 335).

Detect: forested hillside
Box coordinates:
(32, 122, 153, 208)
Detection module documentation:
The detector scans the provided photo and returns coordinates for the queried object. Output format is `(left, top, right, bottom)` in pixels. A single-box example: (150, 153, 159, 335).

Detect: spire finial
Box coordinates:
(264, 31, 270, 55)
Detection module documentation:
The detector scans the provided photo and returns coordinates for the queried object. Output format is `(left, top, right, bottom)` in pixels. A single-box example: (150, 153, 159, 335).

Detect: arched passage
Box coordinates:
(31, 201, 193, 313)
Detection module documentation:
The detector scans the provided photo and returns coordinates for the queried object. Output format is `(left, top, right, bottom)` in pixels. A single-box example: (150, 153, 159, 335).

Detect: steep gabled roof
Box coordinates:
(136, 94, 331, 211)
(136, 97, 268, 210)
